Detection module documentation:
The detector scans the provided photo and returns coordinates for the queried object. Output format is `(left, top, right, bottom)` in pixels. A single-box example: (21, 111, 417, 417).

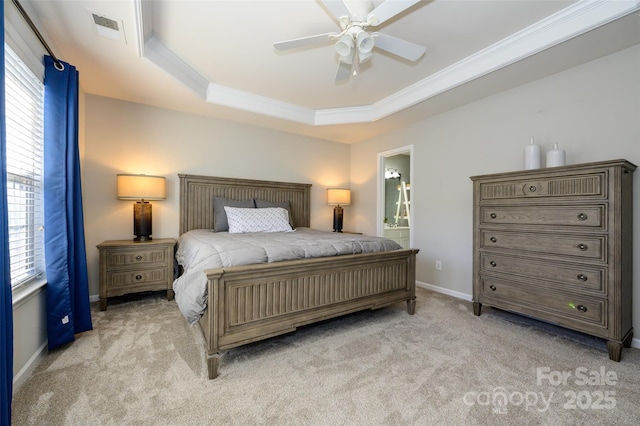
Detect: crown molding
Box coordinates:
(134, 0, 640, 126)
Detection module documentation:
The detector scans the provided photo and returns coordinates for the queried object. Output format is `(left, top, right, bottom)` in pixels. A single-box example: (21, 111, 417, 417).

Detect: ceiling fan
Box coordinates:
(274, 0, 426, 81)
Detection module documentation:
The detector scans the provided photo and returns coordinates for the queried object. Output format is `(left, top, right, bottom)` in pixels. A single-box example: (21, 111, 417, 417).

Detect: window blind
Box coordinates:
(4, 44, 45, 289)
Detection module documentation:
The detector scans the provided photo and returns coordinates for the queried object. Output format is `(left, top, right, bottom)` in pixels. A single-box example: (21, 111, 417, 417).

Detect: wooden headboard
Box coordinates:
(178, 174, 312, 234)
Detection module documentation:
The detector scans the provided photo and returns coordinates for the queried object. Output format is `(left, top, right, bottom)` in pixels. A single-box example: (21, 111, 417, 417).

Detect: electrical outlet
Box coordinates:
(435, 260, 442, 271)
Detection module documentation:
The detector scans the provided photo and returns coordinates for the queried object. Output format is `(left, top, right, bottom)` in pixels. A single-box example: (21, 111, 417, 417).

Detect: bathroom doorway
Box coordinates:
(377, 145, 413, 248)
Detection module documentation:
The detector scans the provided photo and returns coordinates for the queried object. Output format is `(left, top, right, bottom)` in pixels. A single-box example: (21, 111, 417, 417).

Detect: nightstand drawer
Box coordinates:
(105, 268, 169, 289)
(105, 247, 169, 269)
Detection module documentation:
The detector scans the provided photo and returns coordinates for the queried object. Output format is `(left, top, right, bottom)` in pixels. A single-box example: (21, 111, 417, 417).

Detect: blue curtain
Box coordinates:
(44, 56, 92, 350)
(1, 6, 15, 425)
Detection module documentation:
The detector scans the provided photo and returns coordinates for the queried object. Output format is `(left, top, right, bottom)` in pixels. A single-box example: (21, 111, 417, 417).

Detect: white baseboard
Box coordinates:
(416, 280, 472, 302)
(13, 340, 47, 392)
(415, 281, 640, 350)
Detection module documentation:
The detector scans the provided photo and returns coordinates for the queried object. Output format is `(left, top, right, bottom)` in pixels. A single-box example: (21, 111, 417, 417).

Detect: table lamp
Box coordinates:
(327, 188, 351, 233)
(117, 174, 166, 241)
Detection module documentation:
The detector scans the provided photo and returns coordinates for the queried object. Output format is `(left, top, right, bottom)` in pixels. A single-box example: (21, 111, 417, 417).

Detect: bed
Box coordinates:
(177, 174, 419, 379)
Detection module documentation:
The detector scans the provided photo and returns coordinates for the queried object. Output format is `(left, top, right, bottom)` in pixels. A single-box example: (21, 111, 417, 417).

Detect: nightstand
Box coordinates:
(97, 238, 176, 311)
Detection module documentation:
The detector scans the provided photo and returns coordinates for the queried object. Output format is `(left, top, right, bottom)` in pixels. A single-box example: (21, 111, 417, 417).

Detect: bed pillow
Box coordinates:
(254, 199, 294, 228)
(224, 206, 293, 233)
(212, 197, 255, 232)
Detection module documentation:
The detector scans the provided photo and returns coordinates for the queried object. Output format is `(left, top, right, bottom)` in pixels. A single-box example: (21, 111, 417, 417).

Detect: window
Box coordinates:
(4, 43, 45, 289)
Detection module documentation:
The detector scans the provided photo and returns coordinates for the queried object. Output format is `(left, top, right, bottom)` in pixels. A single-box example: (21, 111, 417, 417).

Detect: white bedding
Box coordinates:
(173, 228, 402, 325)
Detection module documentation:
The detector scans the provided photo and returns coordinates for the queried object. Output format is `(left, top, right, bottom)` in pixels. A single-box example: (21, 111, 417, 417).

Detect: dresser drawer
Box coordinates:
(478, 172, 606, 201)
(479, 277, 606, 327)
(105, 247, 169, 269)
(480, 230, 605, 261)
(480, 253, 606, 294)
(479, 205, 604, 229)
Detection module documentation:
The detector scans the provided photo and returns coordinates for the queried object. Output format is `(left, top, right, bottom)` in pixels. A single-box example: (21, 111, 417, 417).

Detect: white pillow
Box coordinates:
(224, 206, 293, 233)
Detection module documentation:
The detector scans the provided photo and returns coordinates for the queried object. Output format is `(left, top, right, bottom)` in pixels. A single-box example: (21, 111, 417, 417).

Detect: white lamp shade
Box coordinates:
(327, 188, 351, 206)
(117, 174, 166, 201)
(334, 34, 353, 57)
(356, 30, 375, 54)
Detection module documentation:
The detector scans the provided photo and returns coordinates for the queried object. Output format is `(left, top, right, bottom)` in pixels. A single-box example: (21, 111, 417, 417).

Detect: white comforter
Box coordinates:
(173, 228, 402, 325)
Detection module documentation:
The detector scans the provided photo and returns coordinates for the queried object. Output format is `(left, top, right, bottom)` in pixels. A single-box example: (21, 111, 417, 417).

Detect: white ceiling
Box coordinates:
(24, 0, 640, 144)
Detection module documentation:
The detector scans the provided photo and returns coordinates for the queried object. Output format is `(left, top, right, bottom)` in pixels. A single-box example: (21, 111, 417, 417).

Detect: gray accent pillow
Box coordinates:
(254, 199, 294, 228)
(212, 197, 255, 232)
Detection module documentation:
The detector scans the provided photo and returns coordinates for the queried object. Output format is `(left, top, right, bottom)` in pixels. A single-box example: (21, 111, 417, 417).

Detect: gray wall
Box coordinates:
(350, 44, 640, 343)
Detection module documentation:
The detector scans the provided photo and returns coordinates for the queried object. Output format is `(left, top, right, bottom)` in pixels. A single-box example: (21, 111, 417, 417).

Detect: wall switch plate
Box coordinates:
(435, 260, 442, 271)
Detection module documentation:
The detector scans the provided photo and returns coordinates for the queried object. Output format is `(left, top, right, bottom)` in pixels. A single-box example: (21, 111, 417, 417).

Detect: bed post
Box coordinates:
(205, 269, 223, 379)
(406, 249, 418, 315)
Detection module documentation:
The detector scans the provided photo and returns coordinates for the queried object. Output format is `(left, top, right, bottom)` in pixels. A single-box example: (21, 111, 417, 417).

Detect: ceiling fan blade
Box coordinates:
(372, 32, 425, 61)
(335, 60, 352, 81)
(274, 33, 336, 51)
(320, 0, 352, 21)
(367, 0, 421, 26)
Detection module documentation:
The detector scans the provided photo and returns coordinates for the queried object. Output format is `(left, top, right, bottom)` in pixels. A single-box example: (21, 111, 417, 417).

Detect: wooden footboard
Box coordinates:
(199, 248, 419, 379)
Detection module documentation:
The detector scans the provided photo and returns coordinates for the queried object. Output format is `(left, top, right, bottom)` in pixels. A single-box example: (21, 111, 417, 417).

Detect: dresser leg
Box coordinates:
(167, 289, 175, 301)
(607, 340, 623, 362)
(99, 298, 108, 311)
(473, 302, 482, 316)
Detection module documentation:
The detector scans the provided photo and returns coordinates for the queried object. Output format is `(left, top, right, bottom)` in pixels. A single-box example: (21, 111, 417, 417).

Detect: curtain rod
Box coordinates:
(11, 0, 63, 69)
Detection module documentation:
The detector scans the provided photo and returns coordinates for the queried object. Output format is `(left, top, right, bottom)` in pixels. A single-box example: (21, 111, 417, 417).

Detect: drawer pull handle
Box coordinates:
(529, 186, 537, 192)
(135, 274, 142, 281)
(490, 237, 497, 243)
(577, 213, 588, 221)
(577, 244, 588, 251)
(489, 285, 496, 291)
(489, 261, 497, 267)
(135, 255, 143, 261)
(576, 305, 587, 313)
(490, 213, 497, 219)
(577, 274, 588, 282)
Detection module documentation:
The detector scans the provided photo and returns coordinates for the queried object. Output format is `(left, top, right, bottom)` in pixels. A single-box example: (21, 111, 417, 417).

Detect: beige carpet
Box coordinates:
(12, 287, 640, 425)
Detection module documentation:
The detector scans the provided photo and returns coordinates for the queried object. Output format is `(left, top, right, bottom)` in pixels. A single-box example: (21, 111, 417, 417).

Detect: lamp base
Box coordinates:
(133, 201, 153, 241)
(333, 205, 344, 233)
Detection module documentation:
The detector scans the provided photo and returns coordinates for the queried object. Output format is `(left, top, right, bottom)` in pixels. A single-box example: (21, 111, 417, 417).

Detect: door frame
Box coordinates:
(377, 145, 414, 245)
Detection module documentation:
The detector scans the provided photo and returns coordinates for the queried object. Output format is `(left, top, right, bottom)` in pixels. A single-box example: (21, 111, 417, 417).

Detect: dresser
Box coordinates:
(97, 238, 176, 311)
(470, 159, 635, 361)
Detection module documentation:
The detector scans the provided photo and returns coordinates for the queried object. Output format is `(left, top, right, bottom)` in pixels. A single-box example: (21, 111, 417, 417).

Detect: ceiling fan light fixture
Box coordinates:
(356, 30, 375, 54)
(339, 53, 353, 65)
(334, 34, 353, 57)
(359, 51, 373, 63)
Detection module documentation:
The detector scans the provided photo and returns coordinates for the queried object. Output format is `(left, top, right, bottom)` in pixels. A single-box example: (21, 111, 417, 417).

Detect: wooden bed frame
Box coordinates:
(179, 174, 419, 379)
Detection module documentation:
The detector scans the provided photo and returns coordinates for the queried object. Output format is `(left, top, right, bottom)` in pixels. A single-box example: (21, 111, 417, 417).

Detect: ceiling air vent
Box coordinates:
(90, 12, 126, 43)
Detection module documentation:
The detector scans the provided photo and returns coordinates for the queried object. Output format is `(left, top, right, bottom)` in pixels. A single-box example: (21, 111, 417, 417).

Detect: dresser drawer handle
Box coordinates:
(135, 255, 143, 261)
(577, 213, 588, 221)
(489, 261, 497, 267)
(529, 186, 537, 192)
(489, 285, 496, 291)
(576, 305, 587, 313)
(490, 213, 497, 219)
(490, 237, 497, 243)
(577, 244, 588, 251)
(135, 274, 143, 281)
(577, 274, 588, 282)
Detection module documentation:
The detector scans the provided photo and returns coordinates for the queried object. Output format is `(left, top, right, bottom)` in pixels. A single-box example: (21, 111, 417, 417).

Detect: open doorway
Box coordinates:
(377, 145, 413, 248)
